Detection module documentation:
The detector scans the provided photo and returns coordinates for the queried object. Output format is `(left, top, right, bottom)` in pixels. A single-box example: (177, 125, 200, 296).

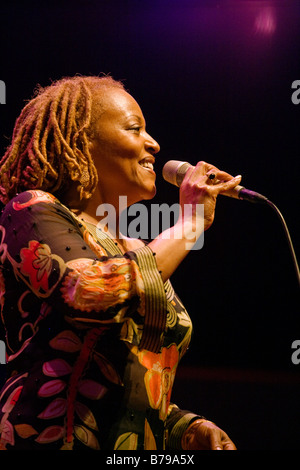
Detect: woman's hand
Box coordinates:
(149, 161, 242, 282)
(179, 161, 242, 231)
(181, 419, 237, 450)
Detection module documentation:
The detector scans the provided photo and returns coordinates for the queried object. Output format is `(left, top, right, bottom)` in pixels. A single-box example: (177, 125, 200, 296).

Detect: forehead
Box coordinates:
(95, 87, 144, 121)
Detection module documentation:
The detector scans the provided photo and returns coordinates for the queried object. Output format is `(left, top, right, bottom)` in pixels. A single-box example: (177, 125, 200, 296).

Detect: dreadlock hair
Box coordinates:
(0, 75, 125, 206)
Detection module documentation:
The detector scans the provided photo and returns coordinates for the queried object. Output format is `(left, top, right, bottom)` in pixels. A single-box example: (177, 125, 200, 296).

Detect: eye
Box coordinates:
(129, 126, 142, 133)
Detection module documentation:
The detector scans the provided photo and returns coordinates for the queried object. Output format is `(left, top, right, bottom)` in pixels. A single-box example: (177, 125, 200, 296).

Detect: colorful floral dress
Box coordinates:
(0, 190, 200, 450)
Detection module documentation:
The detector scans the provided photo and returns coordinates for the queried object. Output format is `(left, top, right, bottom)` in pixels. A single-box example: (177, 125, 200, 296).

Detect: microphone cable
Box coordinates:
(264, 198, 299, 288)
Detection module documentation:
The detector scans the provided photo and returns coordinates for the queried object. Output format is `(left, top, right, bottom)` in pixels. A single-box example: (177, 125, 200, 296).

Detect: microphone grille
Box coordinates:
(162, 160, 191, 187)
(176, 162, 191, 186)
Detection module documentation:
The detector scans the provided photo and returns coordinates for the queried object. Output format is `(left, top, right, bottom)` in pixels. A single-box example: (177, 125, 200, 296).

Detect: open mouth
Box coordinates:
(138, 158, 155, 172)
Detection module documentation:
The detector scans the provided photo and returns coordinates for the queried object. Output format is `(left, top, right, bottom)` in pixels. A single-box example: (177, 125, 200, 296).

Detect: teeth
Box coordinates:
(139, 161, 154, 171)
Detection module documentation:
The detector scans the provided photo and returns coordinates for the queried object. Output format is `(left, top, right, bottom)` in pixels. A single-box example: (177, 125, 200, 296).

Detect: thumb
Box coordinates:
(219, 174, 242, 189)
(218, 175, 242, 196)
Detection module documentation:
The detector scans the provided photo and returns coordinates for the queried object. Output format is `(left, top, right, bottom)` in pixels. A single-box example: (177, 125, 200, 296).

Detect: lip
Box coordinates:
(138, 156, 155, 165)
(138, 156, 156, 174)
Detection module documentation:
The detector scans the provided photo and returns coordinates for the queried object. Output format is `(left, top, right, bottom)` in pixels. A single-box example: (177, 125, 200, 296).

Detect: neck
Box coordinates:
(74, 185, 131, 245)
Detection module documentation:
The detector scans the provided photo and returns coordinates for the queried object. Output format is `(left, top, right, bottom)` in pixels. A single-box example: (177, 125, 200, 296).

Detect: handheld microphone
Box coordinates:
(162, 160, 269, 204)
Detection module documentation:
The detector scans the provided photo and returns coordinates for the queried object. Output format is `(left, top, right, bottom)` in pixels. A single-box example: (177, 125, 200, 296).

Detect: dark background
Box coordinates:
(0, 0, 299, 450)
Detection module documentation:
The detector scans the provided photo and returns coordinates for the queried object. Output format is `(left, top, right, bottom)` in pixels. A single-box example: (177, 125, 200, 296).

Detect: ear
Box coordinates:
(87, 137, 94, 152)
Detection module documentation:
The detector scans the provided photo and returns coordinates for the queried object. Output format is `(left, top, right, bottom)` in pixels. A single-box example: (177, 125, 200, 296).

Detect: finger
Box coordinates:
(222, 439, 237, 450)
(189, 161, 219, 183)
(211, 430, 237, 450)
(183, 165, 195, 180)
(209, 429, 234, 450)
(206, 169, 233, 182)
(213, 175, 242, 194)
(209, 433, 224, 450)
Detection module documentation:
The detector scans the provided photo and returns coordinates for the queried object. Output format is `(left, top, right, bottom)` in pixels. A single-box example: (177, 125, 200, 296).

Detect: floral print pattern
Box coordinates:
(131, 344, 179, 421)
(20, 241, 53, 293)
(0, 190, 193, 450)
(61, 257, 139, 313)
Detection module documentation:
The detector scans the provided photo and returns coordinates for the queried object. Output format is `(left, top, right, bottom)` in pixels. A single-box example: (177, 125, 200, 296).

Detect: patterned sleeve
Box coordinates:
(166, 404, 205, 450)
(0, 190, 167, 352)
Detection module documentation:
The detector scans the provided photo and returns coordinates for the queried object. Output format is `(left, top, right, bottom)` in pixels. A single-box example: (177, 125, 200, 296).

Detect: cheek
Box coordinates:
(90, 149, 141, 188)
(91, 137, 140, 166)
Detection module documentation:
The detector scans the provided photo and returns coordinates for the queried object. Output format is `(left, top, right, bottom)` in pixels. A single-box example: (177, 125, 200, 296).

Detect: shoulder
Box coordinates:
(8, 190, 59, 211)
(0, 190, 60, 215)
(0, 190, 70, 225)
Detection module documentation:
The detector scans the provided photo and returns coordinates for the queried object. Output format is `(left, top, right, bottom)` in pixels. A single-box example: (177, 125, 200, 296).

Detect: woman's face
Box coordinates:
(89, 88, 160, 207)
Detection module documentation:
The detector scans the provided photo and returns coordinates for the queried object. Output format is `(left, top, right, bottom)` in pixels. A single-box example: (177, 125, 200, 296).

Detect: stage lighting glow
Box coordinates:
(254, 7, 276, 35)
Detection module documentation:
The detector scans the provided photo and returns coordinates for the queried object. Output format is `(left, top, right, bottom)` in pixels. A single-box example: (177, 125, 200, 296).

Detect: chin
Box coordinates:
(143, 185, 156, 200)
(132, 185, 156, 204)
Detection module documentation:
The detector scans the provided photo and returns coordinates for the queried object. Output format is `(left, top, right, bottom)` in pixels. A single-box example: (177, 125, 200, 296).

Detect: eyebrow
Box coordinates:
(127, 114, 145, 125)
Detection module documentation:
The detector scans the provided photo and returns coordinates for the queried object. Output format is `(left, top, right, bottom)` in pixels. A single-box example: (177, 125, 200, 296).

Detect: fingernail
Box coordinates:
(235, 175, 242, 179)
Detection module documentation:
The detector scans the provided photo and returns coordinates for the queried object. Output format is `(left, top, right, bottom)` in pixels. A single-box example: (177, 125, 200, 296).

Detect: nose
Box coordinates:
(145, 132, 160, 155)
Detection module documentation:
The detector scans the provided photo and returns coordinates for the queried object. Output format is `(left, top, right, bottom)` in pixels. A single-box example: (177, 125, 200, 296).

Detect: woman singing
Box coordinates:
(0, 75, 239, 450)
